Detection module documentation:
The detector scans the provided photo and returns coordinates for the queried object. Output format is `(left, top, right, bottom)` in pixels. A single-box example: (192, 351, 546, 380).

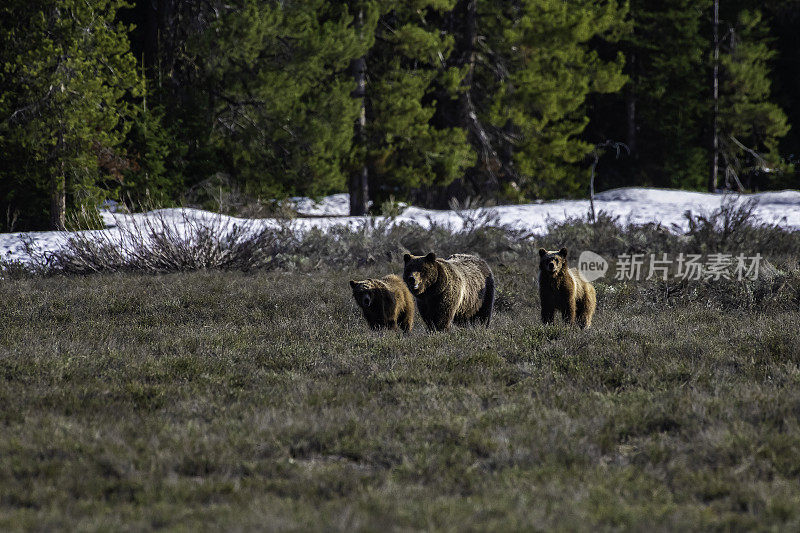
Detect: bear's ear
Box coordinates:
(558, 247, 568, 258)
(403, 253, 412, 264)
(349, 280, 357, 288)
(538, 248, 547, 257)
(425, 252, 436, 262)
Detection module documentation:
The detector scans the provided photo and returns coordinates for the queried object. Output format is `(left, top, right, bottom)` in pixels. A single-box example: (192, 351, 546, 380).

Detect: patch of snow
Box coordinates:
(751, 190, 800, 205)
(2, 187, 800, 266)
(289, 193, 369, 217)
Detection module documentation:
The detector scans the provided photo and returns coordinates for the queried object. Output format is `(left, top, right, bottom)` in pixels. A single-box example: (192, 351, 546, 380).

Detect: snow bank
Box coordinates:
(289, 193, 353, 217)
(2, 187, 799, 265)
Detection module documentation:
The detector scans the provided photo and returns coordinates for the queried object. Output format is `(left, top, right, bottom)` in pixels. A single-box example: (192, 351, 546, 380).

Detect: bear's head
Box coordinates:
(403, 252, 438, 296)
(350, 279, 378, 309)
(539, 247, 568, 276)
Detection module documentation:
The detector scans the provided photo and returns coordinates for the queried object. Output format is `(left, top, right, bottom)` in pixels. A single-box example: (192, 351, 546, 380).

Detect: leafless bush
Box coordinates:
(684, 194, 800, 257)
(537, 199, 800, 262)
(297, 215, 535, 268)
(42, 209, 298, 274)
(182, 173, 298, 219)
(540, 211, 679, 257)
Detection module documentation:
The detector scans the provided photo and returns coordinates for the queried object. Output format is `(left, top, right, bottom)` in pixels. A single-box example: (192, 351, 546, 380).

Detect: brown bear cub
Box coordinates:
(403, 252, 494, 331)
(538, 247, 596, 329)
(350, 275, 415, 332)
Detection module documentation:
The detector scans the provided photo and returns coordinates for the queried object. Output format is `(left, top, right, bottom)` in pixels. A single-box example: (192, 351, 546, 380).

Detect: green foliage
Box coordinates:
(0, 0, 141, 229)
(717, 8, 792, 188)
(184, 0, 373, 199)
(627, 0, 712, 189)
(487, 0, 630, 199)
(364, 1, 475, 204)
(121, 103, 186, 208)
(590, 0, 791, 192)
(1, 0, 799, 229)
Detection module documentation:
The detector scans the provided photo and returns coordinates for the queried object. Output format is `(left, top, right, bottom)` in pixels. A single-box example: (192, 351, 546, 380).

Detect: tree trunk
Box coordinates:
(626, 91, 637, 156)
(458, 0, 477, 131)
(143, 0, 159, 81)
(457, 0, 495, 172)
(626, 55, 637, 156)
(51, 159, 66, 230)
(349, 9, 369, 216)
(710, 0, 720, 191)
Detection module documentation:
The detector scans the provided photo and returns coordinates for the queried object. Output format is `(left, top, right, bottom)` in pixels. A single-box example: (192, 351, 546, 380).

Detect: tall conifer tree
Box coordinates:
(360, 1, 476, 208)
(0, 0, 141, 229)
(715, 7, 790, 189)
(186, 1, 373, 200)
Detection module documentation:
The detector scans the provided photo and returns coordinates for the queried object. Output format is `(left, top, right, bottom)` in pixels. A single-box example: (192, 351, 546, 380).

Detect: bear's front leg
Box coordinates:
(429, 316, 451, 332)
(399, 312, 413, 333)
(429, 309, 455, 332)
(540, 292, 555, 324)
(422, 316, 439, 332)
(562, 299, 577, 325)
(441, 309, 458, 331)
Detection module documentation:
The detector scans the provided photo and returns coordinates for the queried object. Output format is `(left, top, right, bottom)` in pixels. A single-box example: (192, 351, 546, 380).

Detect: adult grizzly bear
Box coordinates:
(538, 247, 596, 329)
(402, 252, 494, 331)
(350, 275, 415, 332)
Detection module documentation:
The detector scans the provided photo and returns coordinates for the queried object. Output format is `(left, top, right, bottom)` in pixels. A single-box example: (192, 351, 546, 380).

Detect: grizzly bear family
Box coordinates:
(350, 247, 596, 332)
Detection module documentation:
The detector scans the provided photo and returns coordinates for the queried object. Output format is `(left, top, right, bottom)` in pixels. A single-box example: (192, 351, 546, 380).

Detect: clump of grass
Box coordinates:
(636, 264, 800, 312)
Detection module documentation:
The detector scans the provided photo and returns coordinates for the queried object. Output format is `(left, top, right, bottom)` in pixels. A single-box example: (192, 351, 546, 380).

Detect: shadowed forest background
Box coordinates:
(1, 0, 799, 231)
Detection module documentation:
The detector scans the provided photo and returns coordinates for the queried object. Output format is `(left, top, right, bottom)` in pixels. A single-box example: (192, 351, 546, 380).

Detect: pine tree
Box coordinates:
(185, 1, 373, 200)
(121, 101, 187, 208)
(348, 4, 371, 216)
(359, 1, 476, 209)
(589, 0, 789, 192)
(0, 0, 141, 230)
(762, 0, 800, 188)
(463, 0, 630, 200)
(587, 0, 712, 191)
(715, 7, 790, 190)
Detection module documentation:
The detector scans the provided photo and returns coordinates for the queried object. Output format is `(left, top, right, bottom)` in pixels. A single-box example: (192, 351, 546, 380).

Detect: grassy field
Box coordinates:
(1, 259, 799, 531)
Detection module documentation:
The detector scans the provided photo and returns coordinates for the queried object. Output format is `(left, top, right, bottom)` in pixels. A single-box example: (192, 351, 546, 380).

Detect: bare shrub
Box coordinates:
(296, 215, 535, 268)
(44, 209, 298, 274)
(638, 263, 800, 312)
(684, 194, 800, 258)
(536, 198, 800, 263)
(540, 212, 679, 257)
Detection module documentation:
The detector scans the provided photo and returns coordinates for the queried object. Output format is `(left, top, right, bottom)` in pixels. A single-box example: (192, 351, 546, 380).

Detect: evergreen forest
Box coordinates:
(1, 0, 798, 230)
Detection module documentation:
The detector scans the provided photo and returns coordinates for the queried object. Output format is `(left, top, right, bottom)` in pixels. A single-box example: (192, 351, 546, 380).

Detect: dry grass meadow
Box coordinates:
(1, 208, 800, 530)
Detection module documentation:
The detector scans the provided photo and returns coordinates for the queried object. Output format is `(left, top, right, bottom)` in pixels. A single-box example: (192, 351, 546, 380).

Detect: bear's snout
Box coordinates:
(361, 293, 372, 307)
(547, 261, 556, 272)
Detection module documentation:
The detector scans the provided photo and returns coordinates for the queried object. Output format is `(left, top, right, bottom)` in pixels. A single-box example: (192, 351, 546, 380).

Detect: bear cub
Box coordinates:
(538, 247, 596, 329)
(350, 274, 415, 332)
(403, 252, 494, 331)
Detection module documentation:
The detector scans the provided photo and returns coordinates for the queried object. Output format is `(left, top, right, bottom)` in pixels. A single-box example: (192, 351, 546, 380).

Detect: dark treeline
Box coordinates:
(1, 0, 798, 231)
